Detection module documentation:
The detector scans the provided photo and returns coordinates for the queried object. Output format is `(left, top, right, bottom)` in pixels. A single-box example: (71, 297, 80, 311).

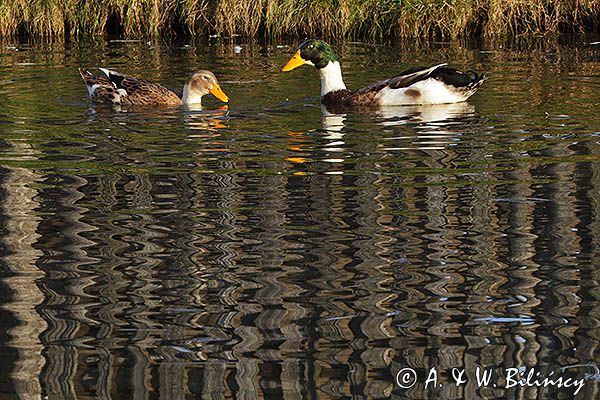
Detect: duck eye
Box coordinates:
(203, 76, 209, 81)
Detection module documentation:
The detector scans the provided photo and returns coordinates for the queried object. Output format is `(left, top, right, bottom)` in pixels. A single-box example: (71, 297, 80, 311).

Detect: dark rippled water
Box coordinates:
(1, 38, 600, 399)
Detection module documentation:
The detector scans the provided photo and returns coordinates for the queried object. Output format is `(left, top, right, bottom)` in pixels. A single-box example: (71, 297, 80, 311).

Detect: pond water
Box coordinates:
(1, 38, 600, 399)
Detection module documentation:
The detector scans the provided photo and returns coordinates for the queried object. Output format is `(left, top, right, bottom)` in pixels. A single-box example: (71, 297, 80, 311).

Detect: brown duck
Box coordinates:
(79, 68, 229, 107)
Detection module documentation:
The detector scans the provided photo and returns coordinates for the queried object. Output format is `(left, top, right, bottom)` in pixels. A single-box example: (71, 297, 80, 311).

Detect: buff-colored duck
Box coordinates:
(79, 68, 229, 106)
(282, 39, 486, 107)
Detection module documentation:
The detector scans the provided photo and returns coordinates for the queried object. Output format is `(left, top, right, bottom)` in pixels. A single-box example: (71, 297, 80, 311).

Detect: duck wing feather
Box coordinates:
(99, 68, 181, 106)
(343, 64, 446, 104)
(344, 63, 485, 106)
(79, 68, 124, 104)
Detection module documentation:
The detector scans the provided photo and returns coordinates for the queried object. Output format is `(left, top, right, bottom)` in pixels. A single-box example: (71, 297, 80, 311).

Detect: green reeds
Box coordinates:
(1, 0, 600, 40)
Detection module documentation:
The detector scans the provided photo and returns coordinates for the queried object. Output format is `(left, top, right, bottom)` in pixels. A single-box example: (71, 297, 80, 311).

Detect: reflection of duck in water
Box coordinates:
(79, 68, 229, 107)
(282, 39, 486, 110)
(184, 105, 229, 133)
(376, 102, 476, 126)
(321, 110, 346, 137)
(320, 102, 475, 132)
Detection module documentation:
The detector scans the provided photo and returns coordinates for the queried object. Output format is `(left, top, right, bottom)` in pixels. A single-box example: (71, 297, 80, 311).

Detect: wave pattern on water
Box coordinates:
(0, 41, 599, 399)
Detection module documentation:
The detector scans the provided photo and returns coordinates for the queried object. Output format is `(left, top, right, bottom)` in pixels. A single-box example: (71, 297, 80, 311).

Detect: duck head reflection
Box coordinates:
(183, 104, 229, 132)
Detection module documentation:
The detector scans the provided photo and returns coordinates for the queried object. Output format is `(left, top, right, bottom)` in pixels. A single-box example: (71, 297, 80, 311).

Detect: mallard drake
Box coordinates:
(282, 40, 486, 108)
(79, 68, 229, 106)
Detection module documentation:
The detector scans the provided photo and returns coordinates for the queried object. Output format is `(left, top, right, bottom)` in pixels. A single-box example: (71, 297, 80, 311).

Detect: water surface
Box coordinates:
(1, 38, 600, 399)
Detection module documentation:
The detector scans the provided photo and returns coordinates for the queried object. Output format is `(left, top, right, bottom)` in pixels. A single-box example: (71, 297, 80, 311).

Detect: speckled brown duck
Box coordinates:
(282, 40, 486, 108)
(79, 68, 229, 107)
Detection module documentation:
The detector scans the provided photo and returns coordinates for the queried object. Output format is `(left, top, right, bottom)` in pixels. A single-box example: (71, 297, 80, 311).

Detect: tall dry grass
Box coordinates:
(1, 0, 600, 39)
(485, 0, 600, 36)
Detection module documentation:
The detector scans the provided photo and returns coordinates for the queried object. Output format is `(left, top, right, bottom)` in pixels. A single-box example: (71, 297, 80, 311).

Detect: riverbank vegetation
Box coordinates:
(1, 0, 600, 40)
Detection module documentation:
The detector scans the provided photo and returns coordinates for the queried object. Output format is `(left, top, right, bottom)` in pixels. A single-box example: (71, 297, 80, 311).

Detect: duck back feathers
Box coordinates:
(79, 68, 123, 105)
(335, 63, 486, 107)
(79, 68, 181, 106)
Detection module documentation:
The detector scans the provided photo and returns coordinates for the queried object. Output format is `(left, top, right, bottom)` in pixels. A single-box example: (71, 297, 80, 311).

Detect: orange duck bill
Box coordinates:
(209, 83, 229, 102)
(282, 50, 307, 72)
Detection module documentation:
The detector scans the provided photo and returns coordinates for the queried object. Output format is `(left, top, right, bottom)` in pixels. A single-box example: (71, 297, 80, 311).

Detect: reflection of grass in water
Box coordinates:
(1, 0, 600, 39)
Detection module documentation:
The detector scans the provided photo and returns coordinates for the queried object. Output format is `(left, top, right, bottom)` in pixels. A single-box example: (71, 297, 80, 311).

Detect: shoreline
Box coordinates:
(2, 1, 600, 40)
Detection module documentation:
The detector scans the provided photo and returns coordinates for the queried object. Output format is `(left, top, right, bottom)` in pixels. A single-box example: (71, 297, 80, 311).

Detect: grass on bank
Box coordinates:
(1, 0, 600, 39)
